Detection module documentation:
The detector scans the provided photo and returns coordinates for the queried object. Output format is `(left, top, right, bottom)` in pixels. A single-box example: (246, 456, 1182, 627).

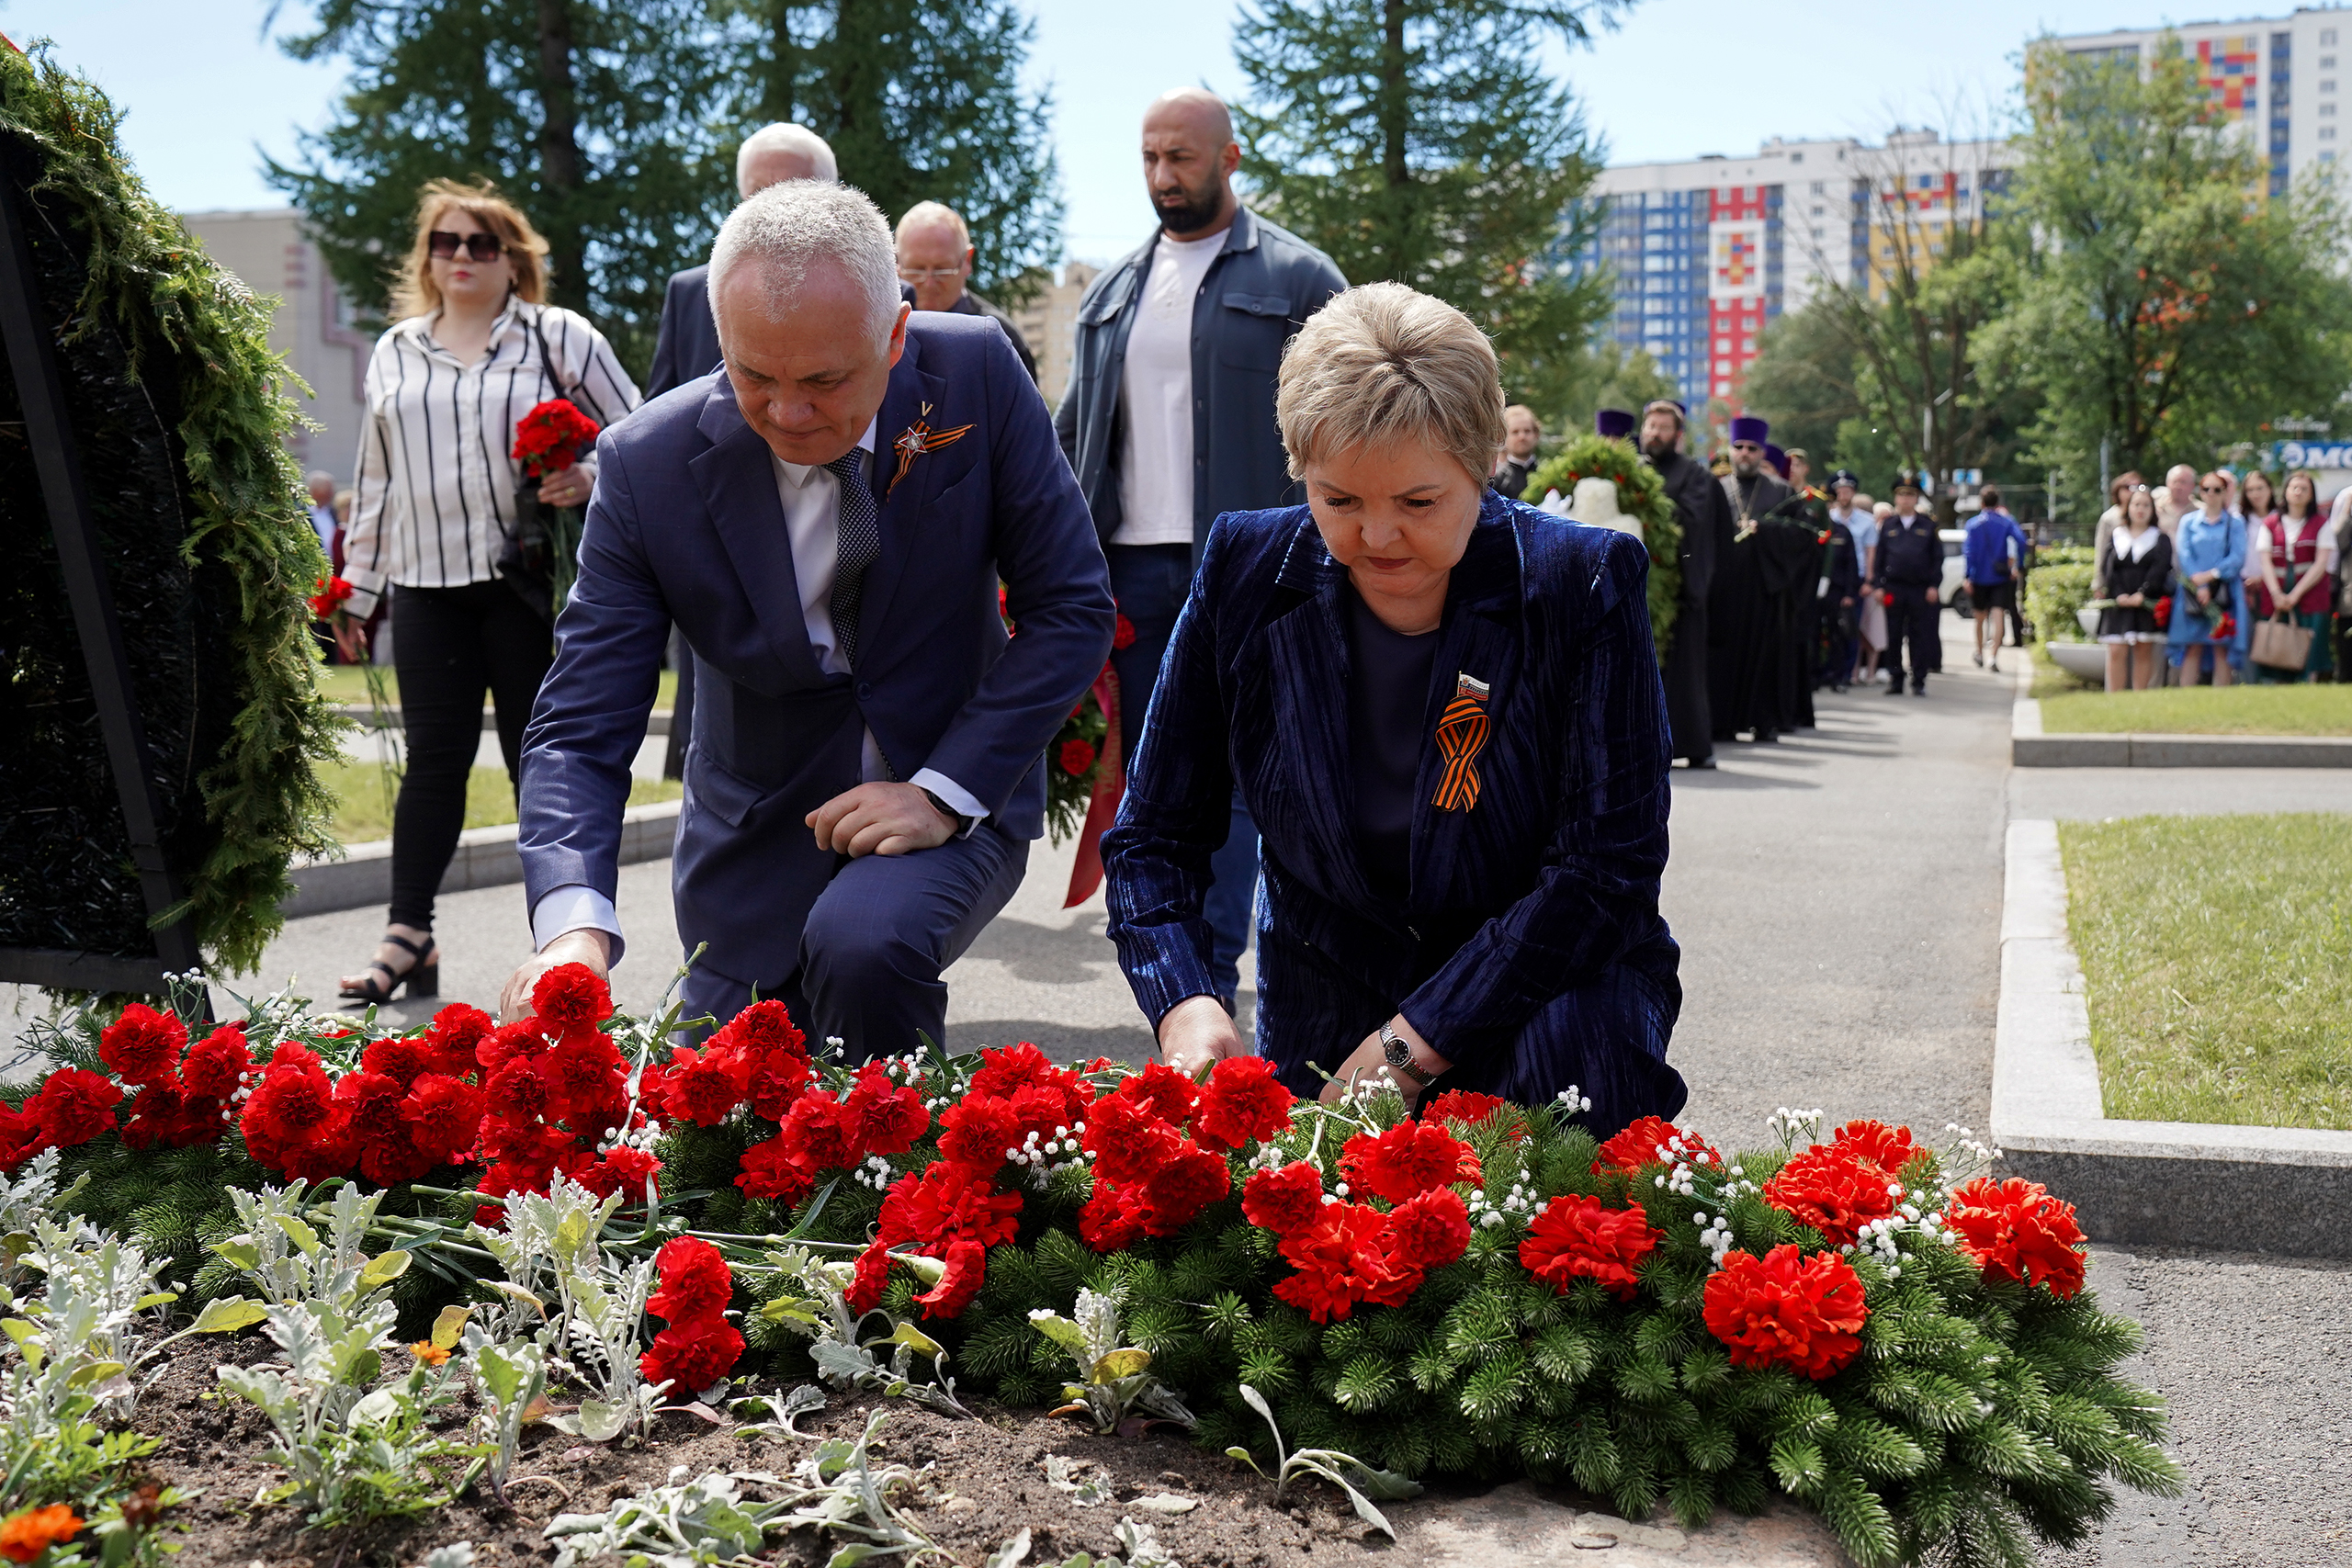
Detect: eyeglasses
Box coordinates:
(428, 231, 504, 263)
(898, 266, 964, 282)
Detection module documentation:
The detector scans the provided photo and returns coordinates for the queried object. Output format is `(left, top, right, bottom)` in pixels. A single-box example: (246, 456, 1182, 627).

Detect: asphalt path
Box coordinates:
(4, 616, 2344, 1564)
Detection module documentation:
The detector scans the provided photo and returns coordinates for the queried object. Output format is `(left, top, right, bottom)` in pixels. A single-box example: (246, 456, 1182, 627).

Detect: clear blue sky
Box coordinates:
(17, 0, 2165, 265)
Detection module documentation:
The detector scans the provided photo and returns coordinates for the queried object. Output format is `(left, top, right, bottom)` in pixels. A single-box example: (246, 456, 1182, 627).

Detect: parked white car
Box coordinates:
(1939, 529, 1970, 612)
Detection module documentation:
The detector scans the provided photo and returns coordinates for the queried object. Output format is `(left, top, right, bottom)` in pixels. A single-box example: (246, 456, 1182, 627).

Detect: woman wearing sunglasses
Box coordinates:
(328, 178, 640, 1005)
(2165, 470, 2250, 687)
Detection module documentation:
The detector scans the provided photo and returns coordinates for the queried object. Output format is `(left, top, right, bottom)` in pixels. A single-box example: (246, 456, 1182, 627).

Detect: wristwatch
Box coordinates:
(919, 788, 975, 839)
(1378, 1022, 1438, 1088)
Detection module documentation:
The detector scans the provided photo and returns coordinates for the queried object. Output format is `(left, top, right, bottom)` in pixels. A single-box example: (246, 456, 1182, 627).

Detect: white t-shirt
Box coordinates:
(1113, 231, 1227, 548)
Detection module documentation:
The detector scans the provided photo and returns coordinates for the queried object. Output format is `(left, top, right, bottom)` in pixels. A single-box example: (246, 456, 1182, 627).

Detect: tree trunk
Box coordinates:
(1377, 0, 1409, 280)
(763, 0, 799, 125)
(534, 0, 586, 310)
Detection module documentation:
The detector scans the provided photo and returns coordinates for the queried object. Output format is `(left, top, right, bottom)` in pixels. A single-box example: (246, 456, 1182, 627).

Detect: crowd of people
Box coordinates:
(2086, 463, 2345, 692)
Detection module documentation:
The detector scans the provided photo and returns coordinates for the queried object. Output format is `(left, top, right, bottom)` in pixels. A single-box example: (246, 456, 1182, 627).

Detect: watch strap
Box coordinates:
(1379, 1023, 1438, 1087)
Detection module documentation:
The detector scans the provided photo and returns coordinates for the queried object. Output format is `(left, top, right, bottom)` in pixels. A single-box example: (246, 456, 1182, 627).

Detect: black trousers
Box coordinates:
(389, 581, 553, 930)
(1881, 587, 1939, 692)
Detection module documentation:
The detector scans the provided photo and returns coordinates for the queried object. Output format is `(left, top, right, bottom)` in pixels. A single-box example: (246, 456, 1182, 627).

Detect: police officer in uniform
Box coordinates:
(1872, 471, 1942, 696)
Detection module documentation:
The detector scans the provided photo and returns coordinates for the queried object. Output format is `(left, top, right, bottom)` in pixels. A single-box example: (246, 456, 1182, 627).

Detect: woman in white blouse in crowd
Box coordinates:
(330, 179, 639, 1003)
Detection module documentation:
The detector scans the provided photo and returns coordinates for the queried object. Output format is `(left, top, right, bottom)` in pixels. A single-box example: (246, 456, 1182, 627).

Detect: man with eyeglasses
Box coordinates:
(895, 202, 1037, 384)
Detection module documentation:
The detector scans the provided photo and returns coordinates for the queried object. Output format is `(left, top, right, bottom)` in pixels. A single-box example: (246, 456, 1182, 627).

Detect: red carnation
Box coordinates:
(1113, 613, 1136, 650)
(0, 1104, 43, 1173)
(778, 1092, 859, 1171)
(1521, 1194, 1658, 1301)
(1702, 1245, 1868, 1380)
(745, 1048, 813, 1123)
(1111, 1060, 1200, 1128)
(1384, 1186, 1472, 1270)
(361, 1035, 435, 1087)
(596, 1145, 662, 1201)
(663, 1043, 752, 1127)
(936, 1093, 1023, 1173)
(842, 1066, 930, 1156)
(512, 398, 603, 478)
(846, 1239, 895, 1314)
(1242, 1161, 1326, 1235)
(1271, 1204, 1397, 1325)
(1082, 1091, 1182, 1186)
(1942, 1177, 2087, 1300)
(483, 1056, 554, 1126)
(875, 1162, 1023, 1253)
(310, 573, 354, 618)
(241, 1057, 334, 1151)
(1828, 1119, 1917, 1176)
(34, 1069, 125, 1148)
(640, 1317, 743, 1397)
(1340, 1121, 1478, 1205)
(400, 1073, 484, 1162)
(911, 1236, 988, 1320)
(1137, 1142, 1231, 1236)
(271, 1110, 360, 1184)
(731, 1135, 809, 1202)
(648, 1236, 733, 1321)
(531, 963, 614, 1031)
(545, 1031, 626, 1115)
(1193, 1056, 1294, 1152)
(121, 1078, 187, 1152)
(477, 1020, 549, 1077)
(424, 1004, 495, 1077)
(1593, 1114, 1720, 1175)
(971, 1043, 1091, 1123)
(1424, 1089, 1511, 1132)
(1059, 739, 1096, 776)
(728, 999, 807, 1060)
(1078, 1179, 1148, 1252)
(180, 1023, 254, 1098)
(335, 1071, 409, 1141)
(99, 1003, 185, 1087)
(1763, 1145, 1899, 1247)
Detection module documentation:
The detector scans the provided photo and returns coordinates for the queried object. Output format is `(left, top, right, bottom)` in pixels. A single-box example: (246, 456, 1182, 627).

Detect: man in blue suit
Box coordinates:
(503, 181, 1115, 1055)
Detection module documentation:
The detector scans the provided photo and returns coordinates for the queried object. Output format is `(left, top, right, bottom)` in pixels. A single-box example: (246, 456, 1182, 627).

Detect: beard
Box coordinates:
(1641, 434, 1679, 462)
(1152, 173, 1227, 236)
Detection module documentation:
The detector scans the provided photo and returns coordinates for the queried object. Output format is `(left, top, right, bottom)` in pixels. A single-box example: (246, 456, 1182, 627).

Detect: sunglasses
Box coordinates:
(2199, 484, 2229, 494)
(427, 231, 505, 263)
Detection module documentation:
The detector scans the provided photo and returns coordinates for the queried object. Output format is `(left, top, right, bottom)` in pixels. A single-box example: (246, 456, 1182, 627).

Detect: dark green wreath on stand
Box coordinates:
(1521, 435, 1682, 663)
(0, 43, 343, 977)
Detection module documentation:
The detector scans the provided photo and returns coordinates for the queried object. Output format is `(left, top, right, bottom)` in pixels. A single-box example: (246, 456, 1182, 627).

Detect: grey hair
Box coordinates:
(707, 181, 901, 348)
(895, 199, 970, 250)
(1276, 281, 1504, 486)
(735, 122, 838, 197)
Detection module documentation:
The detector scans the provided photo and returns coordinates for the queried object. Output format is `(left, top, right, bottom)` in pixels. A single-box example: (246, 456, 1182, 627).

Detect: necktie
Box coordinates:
(826, 449, 877, 671)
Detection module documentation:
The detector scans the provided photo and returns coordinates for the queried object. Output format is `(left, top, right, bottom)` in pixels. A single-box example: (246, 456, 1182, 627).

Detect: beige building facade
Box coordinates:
(1008, 260, 1099, 409)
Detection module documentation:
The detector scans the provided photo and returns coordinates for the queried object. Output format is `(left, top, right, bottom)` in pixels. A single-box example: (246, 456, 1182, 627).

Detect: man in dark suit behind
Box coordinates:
(505, 181, 1114, 1053)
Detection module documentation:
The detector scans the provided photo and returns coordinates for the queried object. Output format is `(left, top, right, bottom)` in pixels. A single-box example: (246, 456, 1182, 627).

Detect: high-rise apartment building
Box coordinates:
(1569, 134, 2010, 410)
(1008, 260, 1100, 409)
(2054, 8, 2352, 197)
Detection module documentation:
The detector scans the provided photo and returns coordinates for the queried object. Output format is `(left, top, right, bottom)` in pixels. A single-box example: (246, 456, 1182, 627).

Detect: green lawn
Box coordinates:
(313, 664, 678, 710)
(320, 761, 682, 844)
(2061, 813, 2352, 1132)
(2039, 683, 2352, 736)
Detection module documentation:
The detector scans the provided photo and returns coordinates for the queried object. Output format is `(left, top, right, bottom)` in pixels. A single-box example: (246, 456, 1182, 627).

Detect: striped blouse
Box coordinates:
(341, 299, 641, 618)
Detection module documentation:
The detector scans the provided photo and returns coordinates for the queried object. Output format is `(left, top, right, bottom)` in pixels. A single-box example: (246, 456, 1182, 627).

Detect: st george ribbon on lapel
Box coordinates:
(1430, 671, 1491, 813)
(826, 447, 878, 670)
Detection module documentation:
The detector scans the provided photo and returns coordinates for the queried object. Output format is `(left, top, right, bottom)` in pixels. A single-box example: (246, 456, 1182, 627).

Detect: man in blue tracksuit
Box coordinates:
(1873, 472, 1944, 696)
(1962, 485, 2030, 673)
(1055, 87, 1346, 1012)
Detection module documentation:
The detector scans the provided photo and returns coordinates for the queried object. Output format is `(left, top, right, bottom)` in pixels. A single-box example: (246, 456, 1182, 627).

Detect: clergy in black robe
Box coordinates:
(1766, 480, 1834, 729)
(1639, 401, 1731, 769)
(1707, 420, 1815, 742)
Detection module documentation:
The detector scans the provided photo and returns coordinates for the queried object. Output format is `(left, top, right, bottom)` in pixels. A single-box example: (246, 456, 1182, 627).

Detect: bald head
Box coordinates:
(1141, 88, 1239, 242)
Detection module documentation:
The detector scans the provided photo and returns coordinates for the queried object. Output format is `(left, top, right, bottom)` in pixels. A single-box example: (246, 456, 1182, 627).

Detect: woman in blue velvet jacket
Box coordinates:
(1102, 282, 1684, 1137)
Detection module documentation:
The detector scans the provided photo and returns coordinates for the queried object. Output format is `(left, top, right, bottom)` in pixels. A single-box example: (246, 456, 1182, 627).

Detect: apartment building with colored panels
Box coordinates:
(2056, 8, 2352, 197)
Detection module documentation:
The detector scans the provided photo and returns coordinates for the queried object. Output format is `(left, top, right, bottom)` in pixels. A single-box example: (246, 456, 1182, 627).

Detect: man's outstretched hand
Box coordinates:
(1158, 994, 1243, 1077)
(807, 782, 956, 858)
(502, 929, 611, 1022)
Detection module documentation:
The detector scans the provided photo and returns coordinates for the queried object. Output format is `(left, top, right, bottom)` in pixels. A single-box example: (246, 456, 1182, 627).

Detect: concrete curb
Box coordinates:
(2010, 682, 2352, 768)
(280, 800, 681, 919)
(1990, 819, 2352, 1258)
(332, 705, 674, 738)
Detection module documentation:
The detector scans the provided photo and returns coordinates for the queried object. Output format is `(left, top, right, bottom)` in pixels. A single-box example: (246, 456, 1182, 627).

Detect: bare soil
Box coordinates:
(139, 1330, 1436, 1568)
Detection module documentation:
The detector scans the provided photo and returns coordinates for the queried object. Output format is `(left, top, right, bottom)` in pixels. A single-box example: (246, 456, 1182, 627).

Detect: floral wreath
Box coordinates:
(1521, 434, 1683, 661)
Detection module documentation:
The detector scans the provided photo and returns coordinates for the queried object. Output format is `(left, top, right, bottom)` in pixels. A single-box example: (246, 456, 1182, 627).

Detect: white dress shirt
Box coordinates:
(1111, 231, 1225, 547)
(530, 420, 989, 961)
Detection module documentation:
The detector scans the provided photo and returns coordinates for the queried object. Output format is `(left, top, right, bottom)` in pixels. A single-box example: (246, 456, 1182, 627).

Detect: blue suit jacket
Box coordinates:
(520, 313, 1114, 989)
(1102, 493, 1681, 1109)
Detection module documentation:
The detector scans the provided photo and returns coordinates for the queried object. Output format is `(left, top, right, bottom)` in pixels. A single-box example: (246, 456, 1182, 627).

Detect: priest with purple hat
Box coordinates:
(1596, 408, 1637, 440)
(1634, 398, 1731, 769)
(1708, 414, 1815, 744)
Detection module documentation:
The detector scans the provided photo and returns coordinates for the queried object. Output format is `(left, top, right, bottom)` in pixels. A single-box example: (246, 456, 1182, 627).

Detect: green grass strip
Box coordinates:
(2040, 683, 2352, 737)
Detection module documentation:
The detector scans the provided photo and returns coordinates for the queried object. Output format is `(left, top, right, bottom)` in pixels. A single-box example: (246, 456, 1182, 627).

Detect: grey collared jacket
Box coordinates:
(1053, 205, 1346, 554)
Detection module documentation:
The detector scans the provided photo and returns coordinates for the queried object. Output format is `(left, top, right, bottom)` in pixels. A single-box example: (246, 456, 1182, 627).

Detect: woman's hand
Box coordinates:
(1158, 995, 1242, 1077)
(2196, 583, 2212, 607)
(538, 463, 594, 509)
(332, 613, 368, 663)
(1317, 1016, 1451, 1109)
(2118, 592, 2142, 607)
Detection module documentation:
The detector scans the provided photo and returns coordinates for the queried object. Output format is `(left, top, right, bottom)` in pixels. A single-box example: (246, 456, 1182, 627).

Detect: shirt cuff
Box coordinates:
(341, 567, 386, 621)
(909, 768, 987, 839)
(530, 884, 626, 965)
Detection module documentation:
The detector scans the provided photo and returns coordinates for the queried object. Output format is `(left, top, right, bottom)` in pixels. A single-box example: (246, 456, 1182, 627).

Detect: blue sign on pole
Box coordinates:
(2270, 440, 2352, 469)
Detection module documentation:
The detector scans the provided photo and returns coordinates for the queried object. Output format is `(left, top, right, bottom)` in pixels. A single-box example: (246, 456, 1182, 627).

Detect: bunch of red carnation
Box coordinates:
(1702, 1243, 1869, 1380)
(1941, 1176, 2087, 1299)
(733, 1044, 938, 1210)
(0, 1005, 260, 1172)
(309, 574, 354, 619)
(1520, 1193, 1659, 1301)
(1239, 1117, 1476, 1325)
(1078, 1058, 1294, 1254)
(1760, 1119, 1921, 1247)
(1593, 1113, 1722, 1176)
(512, 398, 602, 479)
(639, 1235, 742, 1396)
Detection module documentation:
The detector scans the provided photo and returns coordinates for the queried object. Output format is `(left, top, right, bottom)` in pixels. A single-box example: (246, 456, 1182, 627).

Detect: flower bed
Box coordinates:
(0, 972, 2178, 1567)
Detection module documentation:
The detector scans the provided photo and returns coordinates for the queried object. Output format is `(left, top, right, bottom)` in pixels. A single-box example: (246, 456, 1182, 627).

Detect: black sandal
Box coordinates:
(340, 931, 438, 1004)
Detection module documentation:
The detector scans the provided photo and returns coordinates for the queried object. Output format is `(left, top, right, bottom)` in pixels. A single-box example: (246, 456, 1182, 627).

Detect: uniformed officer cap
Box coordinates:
(1830, 468, 1860, 489)
(1893, 469, 1925, 494)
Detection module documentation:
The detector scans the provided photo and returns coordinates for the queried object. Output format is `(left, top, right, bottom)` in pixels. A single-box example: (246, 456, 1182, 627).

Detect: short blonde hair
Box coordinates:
(390, 178, 549, 321)
(1277, 282, 1503, 485)
(1503, 403, 1541, 431)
